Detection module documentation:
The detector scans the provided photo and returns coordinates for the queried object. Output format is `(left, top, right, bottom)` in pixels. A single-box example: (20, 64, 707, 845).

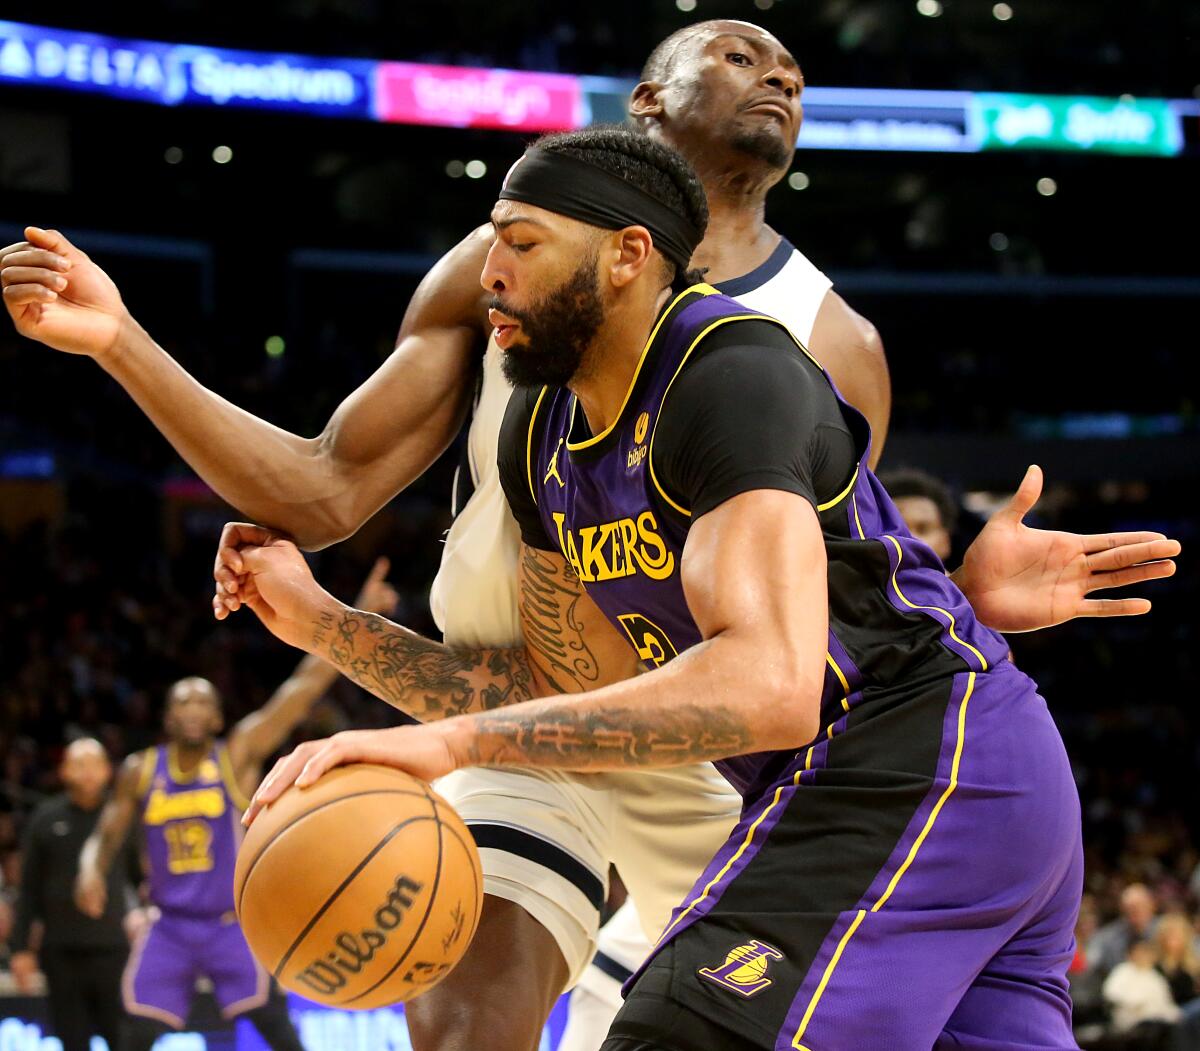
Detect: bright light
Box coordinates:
(992, 3, 1013, 20)
(1036, 177, 1058, 197)
(676, 0, 697, 11)
(445, 160, 465, 178)
(787, 171, 811, 191)
(465, 159, 488, 179)
(1118, 93, 1135, 103)
(164, 146, 183, 165)
(989, 232, 1010, 252)
(212, 145, 233, 164)
(916, 0, 943, 17)
(265, 336, 286, 358)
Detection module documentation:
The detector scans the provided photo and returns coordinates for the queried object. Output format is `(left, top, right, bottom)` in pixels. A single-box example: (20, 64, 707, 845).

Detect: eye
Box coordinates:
(510, 243, 534, 253)
(726, 52, 753, 66)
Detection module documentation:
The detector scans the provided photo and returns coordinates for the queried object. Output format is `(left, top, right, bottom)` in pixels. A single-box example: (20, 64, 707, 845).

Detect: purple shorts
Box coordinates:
(123, 911, 269, 1027)
(613, 663, 1084, 1051)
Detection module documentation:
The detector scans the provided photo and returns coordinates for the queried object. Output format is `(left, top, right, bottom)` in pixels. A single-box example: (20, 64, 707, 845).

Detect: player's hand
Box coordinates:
(1, 227, 130, 358)
(213, 521, 278, 619)
(354, 556, 399, 617)
(216, 529, 340, 652)
(242, 725, 460, 826)
(8, 950, 39, 993)
(955, 465, 1180, 632)
(74, 868, 108, 919)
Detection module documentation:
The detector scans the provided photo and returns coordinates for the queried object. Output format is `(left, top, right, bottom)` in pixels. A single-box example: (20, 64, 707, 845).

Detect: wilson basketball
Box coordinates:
(234, 763, 482, 1009)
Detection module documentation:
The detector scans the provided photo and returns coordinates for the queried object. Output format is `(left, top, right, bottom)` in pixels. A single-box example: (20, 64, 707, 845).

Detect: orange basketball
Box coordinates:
(234, 763, 482, 1009)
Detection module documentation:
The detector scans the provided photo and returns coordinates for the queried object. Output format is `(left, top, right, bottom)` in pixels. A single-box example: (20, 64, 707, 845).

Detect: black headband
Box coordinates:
(498, 147, 703, 275)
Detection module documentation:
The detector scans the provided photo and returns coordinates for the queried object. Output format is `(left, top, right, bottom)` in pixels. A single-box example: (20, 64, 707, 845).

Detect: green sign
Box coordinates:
(972, 93, 1181, 156)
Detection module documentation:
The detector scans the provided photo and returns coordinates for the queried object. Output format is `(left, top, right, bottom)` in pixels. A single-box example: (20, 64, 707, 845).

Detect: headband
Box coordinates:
(498, 147, 703, 274)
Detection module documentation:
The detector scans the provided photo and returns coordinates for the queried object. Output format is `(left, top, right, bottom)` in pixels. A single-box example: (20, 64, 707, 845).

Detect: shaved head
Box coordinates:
(641, 20, 784, 82)
(60, 737, 111, 805)
(63, 737, 107, 764)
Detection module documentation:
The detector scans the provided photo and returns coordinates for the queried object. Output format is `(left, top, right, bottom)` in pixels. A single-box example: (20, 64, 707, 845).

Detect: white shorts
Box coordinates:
(434, 763, 742, 986)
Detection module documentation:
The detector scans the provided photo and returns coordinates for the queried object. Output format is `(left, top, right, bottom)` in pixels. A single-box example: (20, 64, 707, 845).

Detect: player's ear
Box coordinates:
(609, 226, 655, 289)
(629, 81, 666, 126)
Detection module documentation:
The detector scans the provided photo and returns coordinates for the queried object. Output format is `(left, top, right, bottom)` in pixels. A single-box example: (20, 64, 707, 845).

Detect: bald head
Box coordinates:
(60, 737, 111, 806)
(165, 677, 223, 746)
(641, 20, 789, 83)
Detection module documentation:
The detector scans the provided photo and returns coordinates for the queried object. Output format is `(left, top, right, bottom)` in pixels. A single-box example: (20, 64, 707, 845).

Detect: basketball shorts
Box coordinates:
(123, 910, 270, 1028)
(435, 763, 743, 986)
(605, 663, 1084, 1051)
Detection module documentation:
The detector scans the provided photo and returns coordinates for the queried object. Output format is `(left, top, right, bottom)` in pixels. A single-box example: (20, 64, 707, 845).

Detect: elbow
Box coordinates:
(753, 664, 823, 751)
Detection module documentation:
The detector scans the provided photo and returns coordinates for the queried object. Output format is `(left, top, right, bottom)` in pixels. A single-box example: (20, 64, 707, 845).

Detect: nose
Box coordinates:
(762, 66, 799, 100)
(480, 239, 508, 295)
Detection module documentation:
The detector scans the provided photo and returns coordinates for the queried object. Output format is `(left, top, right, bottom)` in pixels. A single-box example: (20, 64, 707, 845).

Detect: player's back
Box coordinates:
(138, 741, 249, 916)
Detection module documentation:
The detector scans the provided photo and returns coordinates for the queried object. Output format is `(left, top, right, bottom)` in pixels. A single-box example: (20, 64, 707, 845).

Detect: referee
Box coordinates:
(10, 738, 135, 1051)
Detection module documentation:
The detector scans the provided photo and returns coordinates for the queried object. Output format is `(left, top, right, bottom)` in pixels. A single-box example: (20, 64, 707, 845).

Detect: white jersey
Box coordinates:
(428, 238, 831, 647)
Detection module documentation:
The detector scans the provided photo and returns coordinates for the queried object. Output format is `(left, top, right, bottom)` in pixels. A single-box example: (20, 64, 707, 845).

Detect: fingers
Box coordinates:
(1084, 534, 1178, 563)
(243, 743, 321, 825)
(1075, 597, 1153, 618)
(3, 283, 58, 307)
(367, 556, 390, 584)
(997, 464, 1042, 523)
(1085, 560, 1177, 592)
(0, 248, 72, 274)
(24, 227, 81, 260)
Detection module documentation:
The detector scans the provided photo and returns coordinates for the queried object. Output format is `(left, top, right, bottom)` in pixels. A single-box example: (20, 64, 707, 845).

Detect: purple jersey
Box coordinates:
(137, 741, 250, 917)
(521, 285, 1011, 797)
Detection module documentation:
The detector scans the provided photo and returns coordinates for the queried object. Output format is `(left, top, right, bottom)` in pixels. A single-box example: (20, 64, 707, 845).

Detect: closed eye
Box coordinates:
(511, 243, 535, 253)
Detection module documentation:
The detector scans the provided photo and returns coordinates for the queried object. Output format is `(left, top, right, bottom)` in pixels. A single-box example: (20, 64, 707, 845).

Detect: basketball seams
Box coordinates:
(235, 787, 429, 916)
(338, 781, 446, 1006)
(268, 813, 435, 979)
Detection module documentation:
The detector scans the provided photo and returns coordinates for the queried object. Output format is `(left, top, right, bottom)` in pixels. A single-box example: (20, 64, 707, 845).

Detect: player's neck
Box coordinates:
(572, 285, 674, 437)
(67, 788, 104, 811)
(690, 178, 780, 285)
(170, 740, 210, 773)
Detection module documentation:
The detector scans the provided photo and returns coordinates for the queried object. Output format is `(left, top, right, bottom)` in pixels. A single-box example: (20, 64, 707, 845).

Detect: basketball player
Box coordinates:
(234, 127, 1167, 1049)
(878, 468, 959, 563)
(0, 21, 1180, 1051)
(75, 561, 396, 1050)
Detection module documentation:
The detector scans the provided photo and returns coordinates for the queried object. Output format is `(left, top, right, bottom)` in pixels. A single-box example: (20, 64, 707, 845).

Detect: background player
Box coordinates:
(0, 21, 1180, 1051)
(75, 562, 396, 1050)
(878, 467, 960, 563)
(9, 739, 138, 1051)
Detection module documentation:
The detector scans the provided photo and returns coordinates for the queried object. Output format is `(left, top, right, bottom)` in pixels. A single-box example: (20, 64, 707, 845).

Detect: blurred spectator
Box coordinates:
(1155, 914, 1200, 1008)
(1101, 939, 1180, 1043)
(877, 468, 957, 562)
(1090, 883, 1160, 978)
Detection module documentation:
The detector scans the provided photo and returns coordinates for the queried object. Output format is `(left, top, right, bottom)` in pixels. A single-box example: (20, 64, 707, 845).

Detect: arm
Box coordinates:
(227, 556, 399, 771)
(9, 810, 46, 988)
(0, 226, 491, 548)
(76, 755, 142, 919)
(809, 290, 890, 469)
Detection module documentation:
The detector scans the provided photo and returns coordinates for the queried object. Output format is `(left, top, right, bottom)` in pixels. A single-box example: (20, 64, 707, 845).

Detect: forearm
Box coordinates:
(443, 635, 816, 772)
(98, 317, 347, 546)
(312, 600, 538, 721)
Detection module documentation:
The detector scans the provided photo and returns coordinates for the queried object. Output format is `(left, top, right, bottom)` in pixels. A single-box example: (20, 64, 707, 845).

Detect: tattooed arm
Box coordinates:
(226, 528, 639, 722)
(243, 490, 828, 819)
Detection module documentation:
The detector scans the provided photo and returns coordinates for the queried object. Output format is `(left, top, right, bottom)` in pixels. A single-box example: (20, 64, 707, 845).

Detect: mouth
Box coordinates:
(488, 308, 521, 349)
(741, 97, 794, 125)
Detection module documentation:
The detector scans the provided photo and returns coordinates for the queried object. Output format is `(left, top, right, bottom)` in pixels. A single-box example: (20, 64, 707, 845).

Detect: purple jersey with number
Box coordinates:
(524, 284, 1011, 797)
(138, 741, 249, 916)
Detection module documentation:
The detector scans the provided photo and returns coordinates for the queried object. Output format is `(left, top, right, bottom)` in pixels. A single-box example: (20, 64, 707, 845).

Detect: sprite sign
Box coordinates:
(972, 93, 1182, 156)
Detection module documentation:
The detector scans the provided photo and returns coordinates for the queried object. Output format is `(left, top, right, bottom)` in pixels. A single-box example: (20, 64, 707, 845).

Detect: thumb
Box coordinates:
(367, 556, 390, 584)
(998, 464, 1042, 524)
(25, 226, 81, 261)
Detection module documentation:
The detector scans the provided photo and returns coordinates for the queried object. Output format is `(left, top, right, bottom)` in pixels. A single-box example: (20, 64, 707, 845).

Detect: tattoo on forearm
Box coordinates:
(518, 547, 600, 692)
(466, 703, 752, 770)
(315, 611, 534, 721)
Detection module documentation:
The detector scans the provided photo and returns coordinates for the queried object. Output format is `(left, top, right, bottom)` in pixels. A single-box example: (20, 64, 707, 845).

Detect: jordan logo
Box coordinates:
(698, 940, 783, 998)
(545, 437, 566, 488)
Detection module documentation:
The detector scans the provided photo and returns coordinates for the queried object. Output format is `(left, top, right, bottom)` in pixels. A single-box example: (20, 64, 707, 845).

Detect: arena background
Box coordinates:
(0, 1, 1197, 1048)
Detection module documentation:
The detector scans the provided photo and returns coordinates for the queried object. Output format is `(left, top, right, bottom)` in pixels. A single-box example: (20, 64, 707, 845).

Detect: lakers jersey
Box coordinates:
(427, 240, 831, 649)
(501, 285, 1009, 797)
(138, 742, 250, 916)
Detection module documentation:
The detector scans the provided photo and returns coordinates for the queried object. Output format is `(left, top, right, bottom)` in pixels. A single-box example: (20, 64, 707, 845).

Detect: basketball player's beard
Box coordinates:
(729, 124, 792, 171)
(498, 253, 605, 389)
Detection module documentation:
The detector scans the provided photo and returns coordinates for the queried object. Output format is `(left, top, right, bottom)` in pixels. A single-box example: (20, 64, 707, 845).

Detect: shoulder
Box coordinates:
(117, 750, 153, 797)
(499, 385, 550, 460)
(26, 796, 61, 830)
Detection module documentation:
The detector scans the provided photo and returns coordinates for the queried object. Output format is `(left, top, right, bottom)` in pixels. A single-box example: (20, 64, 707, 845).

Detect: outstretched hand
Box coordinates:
(956, 465, 1180, 633)
(1, 227, 130, 358)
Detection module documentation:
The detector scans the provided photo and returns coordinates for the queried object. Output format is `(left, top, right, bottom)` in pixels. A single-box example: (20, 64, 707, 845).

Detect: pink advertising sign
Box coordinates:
(374, 61, 584, 132)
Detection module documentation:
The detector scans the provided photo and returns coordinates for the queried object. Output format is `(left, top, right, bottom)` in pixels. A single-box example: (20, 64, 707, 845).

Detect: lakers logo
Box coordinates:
(544, 437, 565, 488)
(698, 940, 784, 998)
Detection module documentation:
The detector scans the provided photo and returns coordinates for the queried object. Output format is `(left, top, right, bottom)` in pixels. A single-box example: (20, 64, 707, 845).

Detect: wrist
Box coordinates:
(309, 593, 352, 657)
(432, 718, 477, 773)
(95, 311, 147, 370)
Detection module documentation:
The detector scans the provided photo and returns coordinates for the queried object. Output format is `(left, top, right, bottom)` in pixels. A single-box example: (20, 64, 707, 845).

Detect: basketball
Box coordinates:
(233, 763, 483, 1009)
